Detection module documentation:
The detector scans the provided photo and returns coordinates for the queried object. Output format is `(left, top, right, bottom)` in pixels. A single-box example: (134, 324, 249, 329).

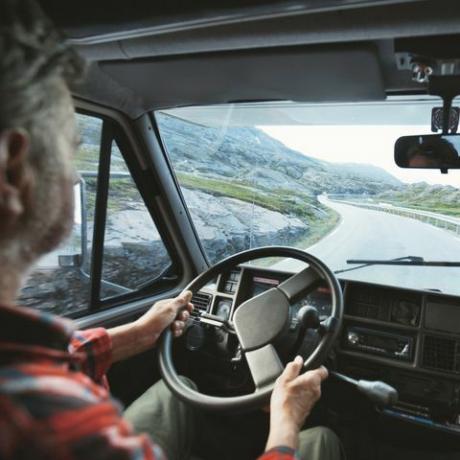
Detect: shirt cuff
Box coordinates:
(258, 446, 298, 460)
(70, 328, 113, 383)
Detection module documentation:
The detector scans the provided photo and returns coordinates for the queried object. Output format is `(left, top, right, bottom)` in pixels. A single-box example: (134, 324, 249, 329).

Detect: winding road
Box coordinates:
(275, 197, 460, 296)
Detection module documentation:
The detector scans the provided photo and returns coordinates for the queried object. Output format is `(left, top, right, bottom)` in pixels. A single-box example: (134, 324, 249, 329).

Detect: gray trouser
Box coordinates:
(125, 379, 343, 460)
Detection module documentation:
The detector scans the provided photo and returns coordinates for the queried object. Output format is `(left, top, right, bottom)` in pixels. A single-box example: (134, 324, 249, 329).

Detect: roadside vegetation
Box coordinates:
(376, 183, 460, 218)
(177, 171, 340, 248)
(378, 200, 460, 218)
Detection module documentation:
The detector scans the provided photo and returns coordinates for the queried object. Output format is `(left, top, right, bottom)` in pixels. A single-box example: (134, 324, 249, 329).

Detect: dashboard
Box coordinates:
(187, 264, 460, 434)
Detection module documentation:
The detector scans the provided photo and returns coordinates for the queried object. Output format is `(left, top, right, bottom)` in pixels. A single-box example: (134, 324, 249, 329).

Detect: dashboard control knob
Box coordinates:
(348, 331, 360, 345)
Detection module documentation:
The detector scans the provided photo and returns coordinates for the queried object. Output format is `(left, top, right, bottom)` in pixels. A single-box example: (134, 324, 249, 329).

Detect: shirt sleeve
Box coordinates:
(0, 376, 166, 460)
(69, 402, 167, 460)
(257, 446, 298, 460)
(69, 328, 113, 384)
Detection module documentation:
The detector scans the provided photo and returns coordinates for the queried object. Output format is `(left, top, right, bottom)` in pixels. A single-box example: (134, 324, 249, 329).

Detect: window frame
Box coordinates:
(150, 111, 212, 267)
(69, 108, 183, 318)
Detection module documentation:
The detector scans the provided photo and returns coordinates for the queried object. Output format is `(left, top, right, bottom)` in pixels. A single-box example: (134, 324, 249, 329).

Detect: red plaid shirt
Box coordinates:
(0, 304, 296, 460)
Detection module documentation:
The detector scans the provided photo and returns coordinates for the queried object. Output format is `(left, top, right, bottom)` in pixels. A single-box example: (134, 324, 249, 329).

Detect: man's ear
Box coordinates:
(0, 129, 32, 230)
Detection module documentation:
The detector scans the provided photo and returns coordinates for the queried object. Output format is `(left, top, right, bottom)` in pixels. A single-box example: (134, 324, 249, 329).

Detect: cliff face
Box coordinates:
(181, 188, 309, 263)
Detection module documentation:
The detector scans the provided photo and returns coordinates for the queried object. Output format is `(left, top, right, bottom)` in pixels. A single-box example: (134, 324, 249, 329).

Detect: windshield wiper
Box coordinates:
(334, 256, 460, 275)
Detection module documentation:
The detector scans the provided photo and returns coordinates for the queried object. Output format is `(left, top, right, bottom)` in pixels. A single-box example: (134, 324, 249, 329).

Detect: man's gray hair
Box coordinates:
(0, 0, 84, 144)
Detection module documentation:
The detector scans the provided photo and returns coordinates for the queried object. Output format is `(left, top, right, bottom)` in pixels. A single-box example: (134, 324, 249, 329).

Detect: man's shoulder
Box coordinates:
(1, 360, 107, 385)
(0, 363, 134, 458)
(0, 362, 117, 418)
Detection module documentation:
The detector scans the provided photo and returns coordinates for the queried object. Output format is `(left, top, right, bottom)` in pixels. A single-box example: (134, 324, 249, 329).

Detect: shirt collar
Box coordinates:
(0, 303, 75, 351)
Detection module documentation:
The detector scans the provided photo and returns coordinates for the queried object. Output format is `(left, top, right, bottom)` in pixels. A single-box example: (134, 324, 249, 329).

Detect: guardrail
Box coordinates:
(329, 198, 460, 236)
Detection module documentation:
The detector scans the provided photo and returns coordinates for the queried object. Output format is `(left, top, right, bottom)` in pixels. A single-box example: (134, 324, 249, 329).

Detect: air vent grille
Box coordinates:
(422, 335, 460, 374)
(190, 292, 212, 319)
(348, 302, 390, 321)
(346, 285, 420, 326)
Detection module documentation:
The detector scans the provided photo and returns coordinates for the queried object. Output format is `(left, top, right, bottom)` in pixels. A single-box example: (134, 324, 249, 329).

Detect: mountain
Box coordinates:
(329, 163, 401, 186)
(156, 113, 401, 199)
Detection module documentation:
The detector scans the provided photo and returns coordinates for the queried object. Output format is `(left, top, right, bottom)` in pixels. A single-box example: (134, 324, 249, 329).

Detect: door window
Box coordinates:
(100, 141, 172, 300)
(19, 113, 174, 317)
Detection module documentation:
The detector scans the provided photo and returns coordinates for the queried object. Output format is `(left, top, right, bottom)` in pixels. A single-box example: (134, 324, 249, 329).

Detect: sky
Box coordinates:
(258, 125, 460, 188)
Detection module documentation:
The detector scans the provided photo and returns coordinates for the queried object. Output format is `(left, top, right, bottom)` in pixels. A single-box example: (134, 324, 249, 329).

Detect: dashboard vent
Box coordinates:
(190, 292, 212, 320)
(422, 335, 460, 374)
(346, 284, 421, 326)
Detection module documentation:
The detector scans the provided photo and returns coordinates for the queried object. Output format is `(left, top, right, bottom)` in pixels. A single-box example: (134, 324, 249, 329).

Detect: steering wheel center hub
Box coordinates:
(233, 287, 290, 351)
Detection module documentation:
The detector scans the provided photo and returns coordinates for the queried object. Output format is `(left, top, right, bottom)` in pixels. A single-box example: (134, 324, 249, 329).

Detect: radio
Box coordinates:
(345, 326, 414, 361)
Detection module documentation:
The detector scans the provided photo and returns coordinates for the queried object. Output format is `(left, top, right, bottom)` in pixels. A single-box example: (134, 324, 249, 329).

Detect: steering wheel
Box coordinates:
(159, 246, 343, 411)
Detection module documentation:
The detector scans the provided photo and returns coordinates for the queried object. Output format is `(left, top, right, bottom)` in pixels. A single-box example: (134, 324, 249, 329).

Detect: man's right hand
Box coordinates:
(265, 356, 328, 451)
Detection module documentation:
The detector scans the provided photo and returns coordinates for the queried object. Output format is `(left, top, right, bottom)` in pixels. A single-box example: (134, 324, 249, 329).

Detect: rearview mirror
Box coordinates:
(395, 134, 460, 171)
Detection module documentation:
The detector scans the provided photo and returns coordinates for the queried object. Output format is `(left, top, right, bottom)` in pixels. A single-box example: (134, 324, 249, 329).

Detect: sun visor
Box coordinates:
(100, 44, 385, 111)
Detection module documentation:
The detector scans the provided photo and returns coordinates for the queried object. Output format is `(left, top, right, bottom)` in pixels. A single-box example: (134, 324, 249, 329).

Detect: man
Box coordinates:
(0, 1, 342, 459)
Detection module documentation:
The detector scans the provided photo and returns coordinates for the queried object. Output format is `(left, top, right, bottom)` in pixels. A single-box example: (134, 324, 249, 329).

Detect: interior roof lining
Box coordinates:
(70, 1, 460, 117)
(74, 0, 460, 62)
(64, 0, 422, 45)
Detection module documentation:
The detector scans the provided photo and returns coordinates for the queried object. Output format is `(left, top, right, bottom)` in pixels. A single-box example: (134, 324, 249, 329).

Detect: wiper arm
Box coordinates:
(334, 256, 460, 275)
(347, 256, 460, 267)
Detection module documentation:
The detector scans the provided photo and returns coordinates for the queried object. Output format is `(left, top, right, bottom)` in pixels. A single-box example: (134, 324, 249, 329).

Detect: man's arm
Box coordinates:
(70, 291, 193, 381)
(0, 370, 167, 460)
(108, 291, 193, 363)
(257, 356, 329, 459)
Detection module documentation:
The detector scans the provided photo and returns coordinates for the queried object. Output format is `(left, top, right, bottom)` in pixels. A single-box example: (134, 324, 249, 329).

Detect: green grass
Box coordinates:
(300, 208, 340, 248)
(398, 203, 460, 218)
(376, 184, 460, 218)
(177, 172, 318, 220)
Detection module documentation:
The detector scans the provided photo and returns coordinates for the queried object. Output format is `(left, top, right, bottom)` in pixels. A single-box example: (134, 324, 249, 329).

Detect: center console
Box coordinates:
(338, 281, 460, 433)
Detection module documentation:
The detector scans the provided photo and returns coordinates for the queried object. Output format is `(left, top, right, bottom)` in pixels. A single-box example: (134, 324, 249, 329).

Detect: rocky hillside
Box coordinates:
(156, 113, 401, 199)
(377, 182, 460, 216)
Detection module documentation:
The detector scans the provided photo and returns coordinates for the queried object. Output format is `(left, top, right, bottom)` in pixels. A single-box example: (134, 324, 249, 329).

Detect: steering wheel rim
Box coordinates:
(159, 246, 343, 412)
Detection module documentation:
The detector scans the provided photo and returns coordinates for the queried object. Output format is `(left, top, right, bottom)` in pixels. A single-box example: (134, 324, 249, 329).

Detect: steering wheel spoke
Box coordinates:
(245, 344, 284, 390)
(277, 266, 322, 303)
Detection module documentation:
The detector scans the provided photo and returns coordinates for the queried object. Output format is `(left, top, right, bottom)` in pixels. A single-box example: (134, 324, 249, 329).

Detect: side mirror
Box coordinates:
(395, 134, 460, 173)
(57, 179, 88, 268)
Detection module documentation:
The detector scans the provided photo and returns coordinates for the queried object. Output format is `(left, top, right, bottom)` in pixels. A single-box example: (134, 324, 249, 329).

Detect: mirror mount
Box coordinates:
(429, 75, 460, 135)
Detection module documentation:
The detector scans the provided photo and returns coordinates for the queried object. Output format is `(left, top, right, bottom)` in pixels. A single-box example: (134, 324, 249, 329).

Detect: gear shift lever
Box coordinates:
(330, 371, 398, 407)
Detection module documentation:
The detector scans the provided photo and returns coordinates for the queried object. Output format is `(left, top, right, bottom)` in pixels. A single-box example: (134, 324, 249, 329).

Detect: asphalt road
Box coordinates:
(274, 197, 460, 296)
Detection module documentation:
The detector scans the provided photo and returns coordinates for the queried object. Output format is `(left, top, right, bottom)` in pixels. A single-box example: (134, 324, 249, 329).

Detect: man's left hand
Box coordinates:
(108, 291, 194, 363)
(135, 290, 194, 341)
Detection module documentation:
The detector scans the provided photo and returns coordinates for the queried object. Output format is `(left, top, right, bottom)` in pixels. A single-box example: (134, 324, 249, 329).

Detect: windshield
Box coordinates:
(155, 98, 460, 296)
